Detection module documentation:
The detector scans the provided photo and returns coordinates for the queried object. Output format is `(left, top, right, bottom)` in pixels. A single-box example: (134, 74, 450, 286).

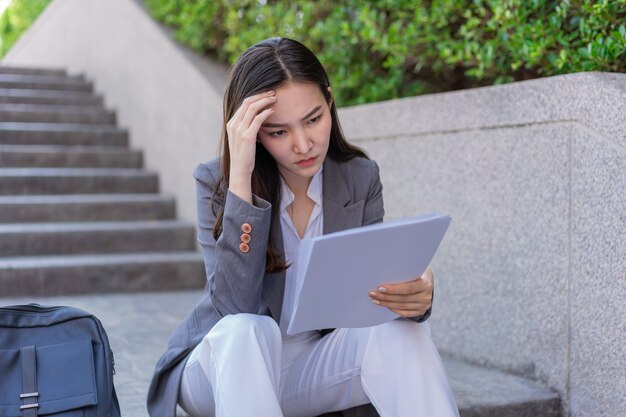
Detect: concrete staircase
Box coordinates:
(0, 65, 205, 296)
(0, 65, 561, 417)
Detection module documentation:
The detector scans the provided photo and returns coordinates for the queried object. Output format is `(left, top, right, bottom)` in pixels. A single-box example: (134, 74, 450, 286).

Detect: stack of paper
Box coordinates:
(287, 212, 451, 335)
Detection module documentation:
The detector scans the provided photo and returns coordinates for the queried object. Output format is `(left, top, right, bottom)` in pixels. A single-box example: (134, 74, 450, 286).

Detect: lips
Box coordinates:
(296, 156, 317, 167)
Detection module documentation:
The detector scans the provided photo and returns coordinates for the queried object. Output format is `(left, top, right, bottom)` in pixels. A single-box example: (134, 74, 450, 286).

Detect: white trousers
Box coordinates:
(178, 314, 459, 417)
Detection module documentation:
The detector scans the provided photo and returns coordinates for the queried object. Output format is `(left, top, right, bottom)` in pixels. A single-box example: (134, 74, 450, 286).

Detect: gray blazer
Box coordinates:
(147, 155, 431, 417)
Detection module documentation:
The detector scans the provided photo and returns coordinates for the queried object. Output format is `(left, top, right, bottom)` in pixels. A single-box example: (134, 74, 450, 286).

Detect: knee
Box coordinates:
(341, 320, 418, 346)
(374, 318, 430, 344)
(210, 313, 281, 344)
(380, 318, 415, 331)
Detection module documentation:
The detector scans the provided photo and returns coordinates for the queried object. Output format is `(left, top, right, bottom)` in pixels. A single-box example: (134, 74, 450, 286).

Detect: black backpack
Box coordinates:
(0, 303, 121, 417)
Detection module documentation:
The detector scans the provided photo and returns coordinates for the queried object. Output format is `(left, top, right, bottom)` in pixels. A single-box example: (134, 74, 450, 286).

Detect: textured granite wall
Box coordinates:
(338, 72, 625, 417)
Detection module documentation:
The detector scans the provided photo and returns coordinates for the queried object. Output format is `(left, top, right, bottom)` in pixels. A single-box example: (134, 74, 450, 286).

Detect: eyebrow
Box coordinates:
(261, 105, 322, 128)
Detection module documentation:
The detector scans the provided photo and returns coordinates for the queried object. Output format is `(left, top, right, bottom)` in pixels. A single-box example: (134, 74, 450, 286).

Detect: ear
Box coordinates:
(326, 86, 334, 106)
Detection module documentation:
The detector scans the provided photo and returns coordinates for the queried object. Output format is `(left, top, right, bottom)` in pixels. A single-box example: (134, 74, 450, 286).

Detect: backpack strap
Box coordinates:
(20, 346, 39, 417)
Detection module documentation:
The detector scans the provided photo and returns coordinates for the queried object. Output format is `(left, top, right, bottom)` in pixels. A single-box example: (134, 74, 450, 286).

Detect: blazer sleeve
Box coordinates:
(194, 163, 272, 316)
(363, 159, 432, 323)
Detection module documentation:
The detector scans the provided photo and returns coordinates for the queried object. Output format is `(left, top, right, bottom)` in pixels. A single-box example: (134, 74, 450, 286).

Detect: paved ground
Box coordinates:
(0, 290, 560, 417)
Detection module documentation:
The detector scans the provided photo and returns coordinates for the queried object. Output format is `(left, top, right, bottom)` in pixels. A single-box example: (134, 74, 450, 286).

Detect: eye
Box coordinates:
(307, 115, 322, 124)
(269, 130, 285, 137)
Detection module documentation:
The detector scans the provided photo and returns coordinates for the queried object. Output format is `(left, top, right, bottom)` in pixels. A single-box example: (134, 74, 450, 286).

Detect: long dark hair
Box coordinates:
(213, 37, 368, 272)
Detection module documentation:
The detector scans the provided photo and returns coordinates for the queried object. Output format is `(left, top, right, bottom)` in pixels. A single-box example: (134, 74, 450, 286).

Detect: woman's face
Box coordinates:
(257, 82, 332, 190)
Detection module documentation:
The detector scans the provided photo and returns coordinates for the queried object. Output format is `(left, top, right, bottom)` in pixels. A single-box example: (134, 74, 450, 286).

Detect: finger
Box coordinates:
(388, 307, 424, 318)
(240, 95, 277, 132)
(377, 279, 421, 295)
(369, 291, 432, 304)
(229, 108, 274, 150)
(248, 107, 276, 136)
(375, 279, 424, 296)
(244, 97, 276, 128)
(370, 299, 426, 310)
(229, 91, 275, 130)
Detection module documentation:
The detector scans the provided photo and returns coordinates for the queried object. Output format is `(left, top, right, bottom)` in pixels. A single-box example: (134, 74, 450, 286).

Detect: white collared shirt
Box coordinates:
(278, 168, 324, 336)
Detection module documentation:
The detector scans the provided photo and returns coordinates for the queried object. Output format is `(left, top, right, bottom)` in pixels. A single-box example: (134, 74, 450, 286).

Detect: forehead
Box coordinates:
(268, 82, 325, 120)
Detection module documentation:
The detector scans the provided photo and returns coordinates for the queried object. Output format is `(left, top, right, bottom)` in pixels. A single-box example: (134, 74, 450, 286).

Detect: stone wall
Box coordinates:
(339, 72, 625, 417)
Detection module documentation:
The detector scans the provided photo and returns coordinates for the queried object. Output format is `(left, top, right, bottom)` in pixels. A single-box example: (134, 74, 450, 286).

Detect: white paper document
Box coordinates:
(286, 212, 451, 335)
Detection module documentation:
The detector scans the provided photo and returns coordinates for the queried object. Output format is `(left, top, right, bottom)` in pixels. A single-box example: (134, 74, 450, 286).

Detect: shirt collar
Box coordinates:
(279, 167, 323, 212)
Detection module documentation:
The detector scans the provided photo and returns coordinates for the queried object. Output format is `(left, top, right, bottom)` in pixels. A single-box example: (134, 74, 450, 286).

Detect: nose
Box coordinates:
(292, 128, 312, 154)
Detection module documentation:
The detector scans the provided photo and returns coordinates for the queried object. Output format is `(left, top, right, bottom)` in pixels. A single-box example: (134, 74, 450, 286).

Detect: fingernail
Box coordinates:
(368, 291, 377, 297)
(371, 299, 381, 305)
(377, 287, 387, 293)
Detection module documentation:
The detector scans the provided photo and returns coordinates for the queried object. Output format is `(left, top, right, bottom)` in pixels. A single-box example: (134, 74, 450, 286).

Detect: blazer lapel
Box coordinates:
(264, 157, 365, 321)
(322, 157, 365, 234)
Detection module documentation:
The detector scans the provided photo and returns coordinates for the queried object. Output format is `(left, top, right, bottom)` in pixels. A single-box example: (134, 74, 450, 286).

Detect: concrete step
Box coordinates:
(0, 66, 67, 76)
(0, 122, 128, 146)
(0, 103, 115, 125)
(0, 252, 205, 296)
(0, 220, 196, 256)
(0, 194, 176, 223)
(0, 291, 561, 416)
(0, 144, 142, 168)
(0, 74, 92, 92)
(0, 168, 158, 195)
(0, 88, 103, 106)
(445, 358, 560, 417)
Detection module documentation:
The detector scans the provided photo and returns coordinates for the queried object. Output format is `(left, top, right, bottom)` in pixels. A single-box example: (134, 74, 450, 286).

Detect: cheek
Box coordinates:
(260, 139, 288, 159)
(318, 118, 332, 144)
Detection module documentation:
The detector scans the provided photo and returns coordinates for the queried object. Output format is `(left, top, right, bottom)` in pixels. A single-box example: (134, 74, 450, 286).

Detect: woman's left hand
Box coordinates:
(369, 267, 434, 318)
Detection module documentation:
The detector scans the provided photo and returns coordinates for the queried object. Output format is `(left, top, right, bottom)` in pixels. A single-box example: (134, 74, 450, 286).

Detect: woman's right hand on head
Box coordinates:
(226, 90, 276, 202)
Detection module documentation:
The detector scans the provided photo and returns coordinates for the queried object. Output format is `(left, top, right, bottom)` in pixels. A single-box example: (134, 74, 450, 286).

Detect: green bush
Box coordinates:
(152, 0, 626, 106)
(0, 0, 51, 59)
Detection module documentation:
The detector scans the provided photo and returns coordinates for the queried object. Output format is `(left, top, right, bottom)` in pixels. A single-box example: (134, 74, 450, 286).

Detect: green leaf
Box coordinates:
(134, 0, 626, 106)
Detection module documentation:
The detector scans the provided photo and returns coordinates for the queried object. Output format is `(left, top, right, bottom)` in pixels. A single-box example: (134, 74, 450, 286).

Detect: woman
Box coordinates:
(147, 37, 458, 417)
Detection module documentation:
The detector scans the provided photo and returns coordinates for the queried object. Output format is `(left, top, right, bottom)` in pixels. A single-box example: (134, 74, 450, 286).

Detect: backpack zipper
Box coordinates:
(0, 304, 62, 313)
(110, 348, 116, 375)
